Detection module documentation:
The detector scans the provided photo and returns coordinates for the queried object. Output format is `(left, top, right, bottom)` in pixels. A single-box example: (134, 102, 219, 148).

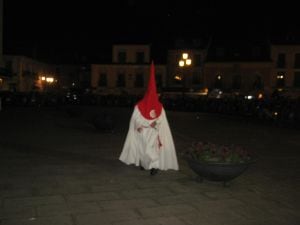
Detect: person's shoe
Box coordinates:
(150, 168, 158, 176)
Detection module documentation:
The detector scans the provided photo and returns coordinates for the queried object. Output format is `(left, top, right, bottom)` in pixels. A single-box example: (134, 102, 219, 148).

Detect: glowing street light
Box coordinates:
(46, 77, 54, 83)
(179, 53, 192, 67)
(40, 76, 55, 84)
(178, 53, 192, 93)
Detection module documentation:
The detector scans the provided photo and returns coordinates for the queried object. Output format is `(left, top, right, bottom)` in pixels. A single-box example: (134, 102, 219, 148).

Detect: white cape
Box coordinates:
(119, 106, 179, 170)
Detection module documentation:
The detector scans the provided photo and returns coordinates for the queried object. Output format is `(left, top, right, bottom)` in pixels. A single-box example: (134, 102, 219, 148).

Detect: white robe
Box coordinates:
(119, 105, 179, 170)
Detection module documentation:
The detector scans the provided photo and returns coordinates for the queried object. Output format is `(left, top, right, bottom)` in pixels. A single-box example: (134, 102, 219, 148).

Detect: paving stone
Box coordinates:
(112, 216, 186, 225)
(134, 180, 172, 189)
(1, 215, 74, 225)
(36, 204, 70, 216)
(120, 188, 173, 199)
(0, 189, 33, 198)
(155, 193, 210, 205)
(3, 196, 66, 208)
(66, 192, 120, 203)
(0, 206, 35, 220)
(98, 198, 159, 210)
(202, 190, 233, 199)
(0, 107, 299, 225)
(90, 183, 136, 192)
(68, 202, 102, 214)
(138, 204, 198, 218)
(74, 210, 140, 225)
(178, 212, 252, 225)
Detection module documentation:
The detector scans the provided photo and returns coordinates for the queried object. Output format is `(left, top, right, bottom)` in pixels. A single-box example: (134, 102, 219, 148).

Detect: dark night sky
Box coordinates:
(3, 0, 299, 64)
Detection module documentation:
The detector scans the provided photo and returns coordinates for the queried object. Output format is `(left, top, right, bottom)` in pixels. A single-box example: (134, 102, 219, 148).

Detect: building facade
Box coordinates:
(202, 36, 274, 96)
(91, 44, 167, 95)
(1, 40, 300, 98)
(271, 44, 300, 91)
(2, 55, 58, 92)
(202, 39, 300, 97)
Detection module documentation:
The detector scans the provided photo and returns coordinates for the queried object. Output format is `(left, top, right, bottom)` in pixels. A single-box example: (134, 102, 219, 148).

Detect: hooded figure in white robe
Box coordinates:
(119, 61, 179, 174)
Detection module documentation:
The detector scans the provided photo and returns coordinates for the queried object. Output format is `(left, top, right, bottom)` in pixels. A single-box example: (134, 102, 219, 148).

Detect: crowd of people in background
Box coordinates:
(1, 90, 300, 129)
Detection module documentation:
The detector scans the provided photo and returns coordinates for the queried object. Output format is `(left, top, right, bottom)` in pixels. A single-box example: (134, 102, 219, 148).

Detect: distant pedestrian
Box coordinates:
(119, 61, 179, 175)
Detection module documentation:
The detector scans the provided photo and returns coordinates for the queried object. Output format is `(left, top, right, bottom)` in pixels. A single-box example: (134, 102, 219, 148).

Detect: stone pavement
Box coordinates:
(0, 106, 299, 225)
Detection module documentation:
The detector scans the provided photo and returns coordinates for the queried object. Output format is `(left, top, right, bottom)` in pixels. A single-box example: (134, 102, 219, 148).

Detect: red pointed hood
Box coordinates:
(137, 61, 162, 120)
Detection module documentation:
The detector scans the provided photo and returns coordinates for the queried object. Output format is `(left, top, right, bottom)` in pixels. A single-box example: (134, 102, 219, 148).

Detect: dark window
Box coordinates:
(194, 54, 202, 67)
(253, 75, 263, 90)
(136, 52, 145, 64)
(117, 73, 125, 87)
(134, 73, 144, 87)
(5, 61, 13, 72)
(192, 72, 201, 85)
(69, 72, 76, 80)
(156, 73, 162, 88)
(252, 46, 261, 58)
(32, 72, 38, 78)
(294, 53, 300, 68)
(294, 72, 300, 87)
(98, 73, 107, 87)
(232, 75, 241, 89)
(22, 70, 31, 76)
(277, 53, 286, 68)
(175, 54, 181, 64)
(118, 52, 126, 63)
(216, 48, 225, 57)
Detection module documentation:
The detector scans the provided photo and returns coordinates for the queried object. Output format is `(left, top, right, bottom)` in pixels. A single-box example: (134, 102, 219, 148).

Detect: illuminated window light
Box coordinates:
(41, 76, 46, 81)
(46, 77, 54, 83)
(186, 59, 192, 65)
(182, 53, 188, 59)
(217, 75, 222, 80)
(179, 60, 185, 67)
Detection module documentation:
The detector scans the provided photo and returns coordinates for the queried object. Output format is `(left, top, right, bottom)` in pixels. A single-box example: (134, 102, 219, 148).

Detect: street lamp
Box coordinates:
(178, 52, 192, 93)
(39, 75, 56, 92)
